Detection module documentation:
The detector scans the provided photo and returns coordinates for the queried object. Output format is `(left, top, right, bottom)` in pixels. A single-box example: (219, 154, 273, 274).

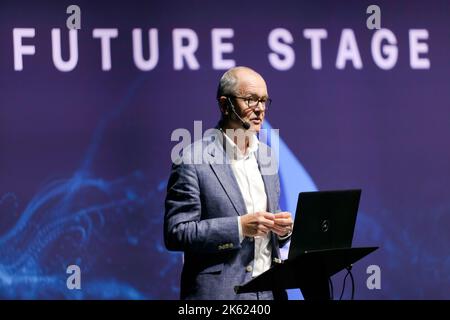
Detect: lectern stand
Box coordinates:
(235, 247, 378, 300)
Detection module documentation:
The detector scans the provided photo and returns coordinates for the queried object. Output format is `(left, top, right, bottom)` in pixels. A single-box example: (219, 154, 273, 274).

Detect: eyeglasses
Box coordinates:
(229, 95, 272, 110)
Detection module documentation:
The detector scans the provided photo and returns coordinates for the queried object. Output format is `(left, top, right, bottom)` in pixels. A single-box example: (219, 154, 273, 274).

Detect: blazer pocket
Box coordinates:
(198, 263, 224, 274)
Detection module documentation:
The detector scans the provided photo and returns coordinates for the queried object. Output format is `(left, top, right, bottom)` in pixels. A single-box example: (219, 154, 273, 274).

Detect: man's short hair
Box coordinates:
(216, 69, 238, 101)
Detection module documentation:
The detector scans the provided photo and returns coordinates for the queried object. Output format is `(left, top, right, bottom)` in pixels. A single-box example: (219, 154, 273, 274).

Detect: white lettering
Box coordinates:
(173, 28, 200, 70)
(409, 29, 430, 69)
(13, 28, 36, 71)
(268, 28, 295, 71)
(371, 29, 398, 70)
(336, 29, 363, 69)
(92, 28, 118, 71)
(303, 28, 328, 69)
(52, 29, 78, 72)
(132, 28, 159, 71)
(211, 28, 235, 70)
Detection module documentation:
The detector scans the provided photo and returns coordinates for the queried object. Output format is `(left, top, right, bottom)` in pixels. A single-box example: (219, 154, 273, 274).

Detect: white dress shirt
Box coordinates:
(217, 129, 272, 277)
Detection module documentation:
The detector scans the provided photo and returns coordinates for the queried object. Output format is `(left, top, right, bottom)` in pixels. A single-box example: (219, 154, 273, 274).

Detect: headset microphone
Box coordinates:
(226, 97, 251, 130)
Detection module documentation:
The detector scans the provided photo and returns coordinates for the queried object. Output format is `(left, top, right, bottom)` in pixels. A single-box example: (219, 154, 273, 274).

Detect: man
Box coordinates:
(164, 66, 293, 300)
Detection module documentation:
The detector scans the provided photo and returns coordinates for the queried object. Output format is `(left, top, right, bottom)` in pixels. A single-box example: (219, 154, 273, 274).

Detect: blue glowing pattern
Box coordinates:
(0, 75, 182, 299)
(1, 105, 447, 299)
(353, 204, 450, 299)
(263, 121, 450, 299)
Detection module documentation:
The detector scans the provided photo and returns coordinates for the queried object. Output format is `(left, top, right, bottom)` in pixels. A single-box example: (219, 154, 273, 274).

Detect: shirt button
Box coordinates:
(246, 265, 253, 272)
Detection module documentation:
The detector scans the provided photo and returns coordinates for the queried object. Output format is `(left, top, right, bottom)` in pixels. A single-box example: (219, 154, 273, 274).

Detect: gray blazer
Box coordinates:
(164, 131, 289, 300)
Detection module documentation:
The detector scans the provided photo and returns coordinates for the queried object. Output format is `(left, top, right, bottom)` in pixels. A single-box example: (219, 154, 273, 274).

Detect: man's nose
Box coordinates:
(253, 103, 263, 112)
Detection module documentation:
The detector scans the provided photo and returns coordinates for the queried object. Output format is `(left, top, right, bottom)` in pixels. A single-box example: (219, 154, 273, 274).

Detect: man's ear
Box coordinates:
(218, 96, 229, 115)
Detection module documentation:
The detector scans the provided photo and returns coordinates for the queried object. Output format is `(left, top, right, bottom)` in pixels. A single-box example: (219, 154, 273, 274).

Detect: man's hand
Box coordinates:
(271, 212, 293, 237)
(240, 212, 275, 237)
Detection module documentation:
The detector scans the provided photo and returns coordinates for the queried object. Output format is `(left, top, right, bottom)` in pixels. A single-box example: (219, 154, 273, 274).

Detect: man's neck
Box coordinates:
(220, 124, 251, 155)
(233, 135, 249, 155)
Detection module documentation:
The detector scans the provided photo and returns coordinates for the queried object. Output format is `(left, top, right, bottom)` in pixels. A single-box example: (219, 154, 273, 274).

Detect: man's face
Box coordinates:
(231, 71, 268, 133)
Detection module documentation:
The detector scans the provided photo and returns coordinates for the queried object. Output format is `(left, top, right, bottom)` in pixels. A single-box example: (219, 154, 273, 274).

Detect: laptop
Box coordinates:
(234, 189, 378, 295)
(287, 189, 361, 260)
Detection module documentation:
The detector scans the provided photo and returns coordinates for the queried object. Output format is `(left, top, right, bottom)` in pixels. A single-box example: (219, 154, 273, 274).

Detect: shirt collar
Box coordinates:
(217, 127, 259, 160)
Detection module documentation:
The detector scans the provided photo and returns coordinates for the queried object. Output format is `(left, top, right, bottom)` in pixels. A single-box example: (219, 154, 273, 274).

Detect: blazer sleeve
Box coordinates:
(164, 160, 242, 253)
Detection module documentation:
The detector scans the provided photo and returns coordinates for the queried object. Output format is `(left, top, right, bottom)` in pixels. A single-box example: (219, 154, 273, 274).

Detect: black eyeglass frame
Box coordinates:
(227, 95, 272, 110)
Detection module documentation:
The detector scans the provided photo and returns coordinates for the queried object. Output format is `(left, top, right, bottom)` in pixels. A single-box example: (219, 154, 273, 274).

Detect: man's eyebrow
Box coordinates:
(246, 93, 268, 99)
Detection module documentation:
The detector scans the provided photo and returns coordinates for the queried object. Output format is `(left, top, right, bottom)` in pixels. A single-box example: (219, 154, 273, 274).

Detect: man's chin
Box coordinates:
(250, 124, 262, 133)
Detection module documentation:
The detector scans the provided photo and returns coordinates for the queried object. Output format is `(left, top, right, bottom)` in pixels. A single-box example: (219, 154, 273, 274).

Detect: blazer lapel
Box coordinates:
(260, 170, 276, 213)
(207, 142, 247, 216)
(256, 145, 277, 213)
